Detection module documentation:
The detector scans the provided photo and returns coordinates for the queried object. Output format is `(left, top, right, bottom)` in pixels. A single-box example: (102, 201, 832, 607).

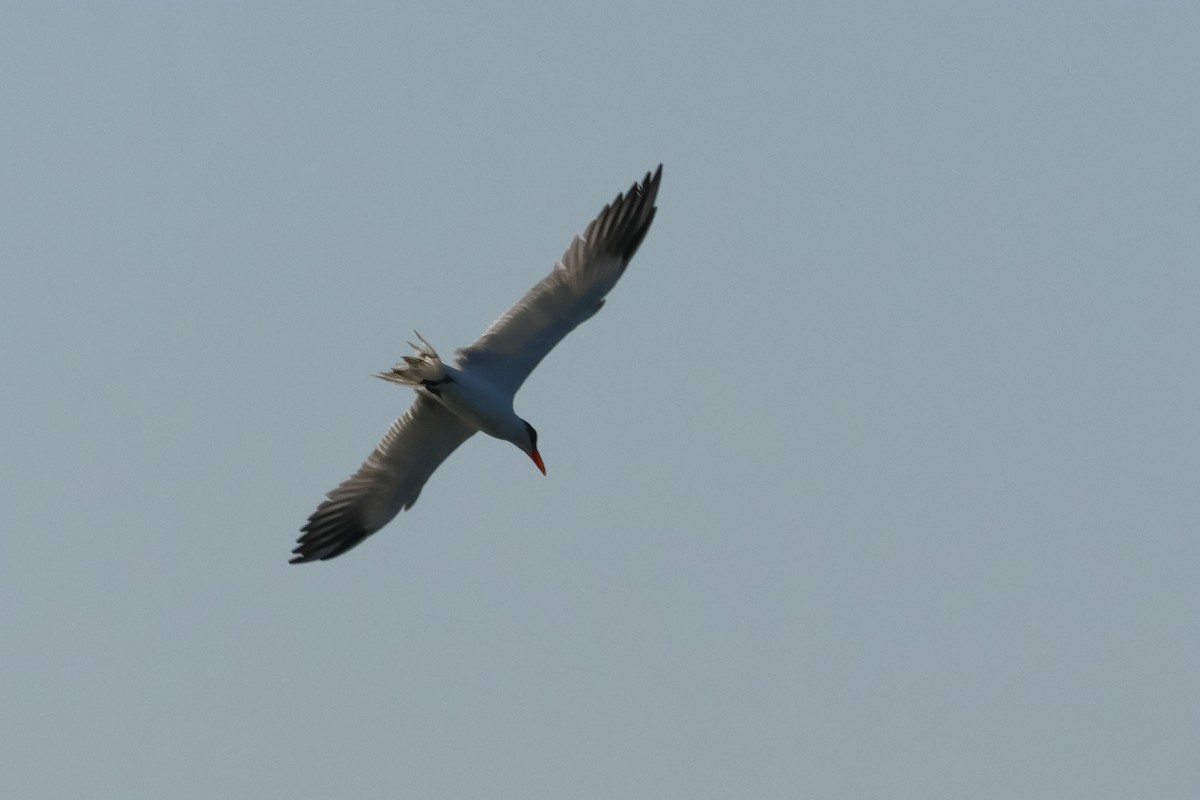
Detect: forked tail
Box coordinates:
(376, 332, 447, 386)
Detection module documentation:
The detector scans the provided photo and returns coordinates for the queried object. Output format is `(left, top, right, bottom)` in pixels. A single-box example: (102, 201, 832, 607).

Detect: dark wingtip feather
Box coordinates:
(289, 505, 375, 563)
(607, 163, 662, 262)
(289, 528, 372, 563)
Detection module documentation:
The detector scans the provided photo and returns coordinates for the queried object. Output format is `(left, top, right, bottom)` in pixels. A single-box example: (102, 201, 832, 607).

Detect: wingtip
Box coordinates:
(627, 164, 663, 200)
(289, 540, 316, 563)
(643, 163, 663, 191)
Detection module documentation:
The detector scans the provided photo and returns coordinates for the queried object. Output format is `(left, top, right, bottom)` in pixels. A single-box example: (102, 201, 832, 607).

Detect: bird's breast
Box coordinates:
(425, 368, 521, 442)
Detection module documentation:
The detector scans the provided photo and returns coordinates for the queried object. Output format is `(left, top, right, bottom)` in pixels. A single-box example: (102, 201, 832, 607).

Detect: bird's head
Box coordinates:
(520, 420, 547, 475)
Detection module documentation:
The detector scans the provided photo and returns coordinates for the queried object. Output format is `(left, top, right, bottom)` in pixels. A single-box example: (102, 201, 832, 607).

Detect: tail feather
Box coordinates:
(377, 332, 446, 386)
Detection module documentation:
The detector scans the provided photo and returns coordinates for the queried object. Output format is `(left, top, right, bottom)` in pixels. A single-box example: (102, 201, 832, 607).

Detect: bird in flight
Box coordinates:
(291, 165, 663, 563)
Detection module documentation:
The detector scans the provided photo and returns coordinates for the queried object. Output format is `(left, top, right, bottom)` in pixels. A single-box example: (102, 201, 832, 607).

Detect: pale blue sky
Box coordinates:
(2, 3, 1198, 798)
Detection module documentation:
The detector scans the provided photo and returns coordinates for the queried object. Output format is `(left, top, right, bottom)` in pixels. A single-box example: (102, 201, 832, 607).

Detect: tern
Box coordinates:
(291, 165, 662, 563)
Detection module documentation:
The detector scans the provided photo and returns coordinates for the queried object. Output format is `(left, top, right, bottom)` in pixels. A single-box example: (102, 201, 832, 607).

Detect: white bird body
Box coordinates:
(431, 365, 525, 444)
(292, 165, 662, 563)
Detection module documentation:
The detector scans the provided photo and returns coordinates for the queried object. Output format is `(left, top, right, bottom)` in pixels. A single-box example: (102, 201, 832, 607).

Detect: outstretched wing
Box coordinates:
(291, 394, 476, 563)
(454, 165, 662, 395)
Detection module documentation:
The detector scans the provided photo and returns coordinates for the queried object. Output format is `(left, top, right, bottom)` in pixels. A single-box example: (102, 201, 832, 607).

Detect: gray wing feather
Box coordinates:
(454, 165, 662, 395)
(291, 394, 476, 562)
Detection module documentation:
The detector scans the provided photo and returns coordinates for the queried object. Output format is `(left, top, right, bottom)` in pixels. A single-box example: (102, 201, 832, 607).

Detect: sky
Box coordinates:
(1, 2, 1198, 798)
